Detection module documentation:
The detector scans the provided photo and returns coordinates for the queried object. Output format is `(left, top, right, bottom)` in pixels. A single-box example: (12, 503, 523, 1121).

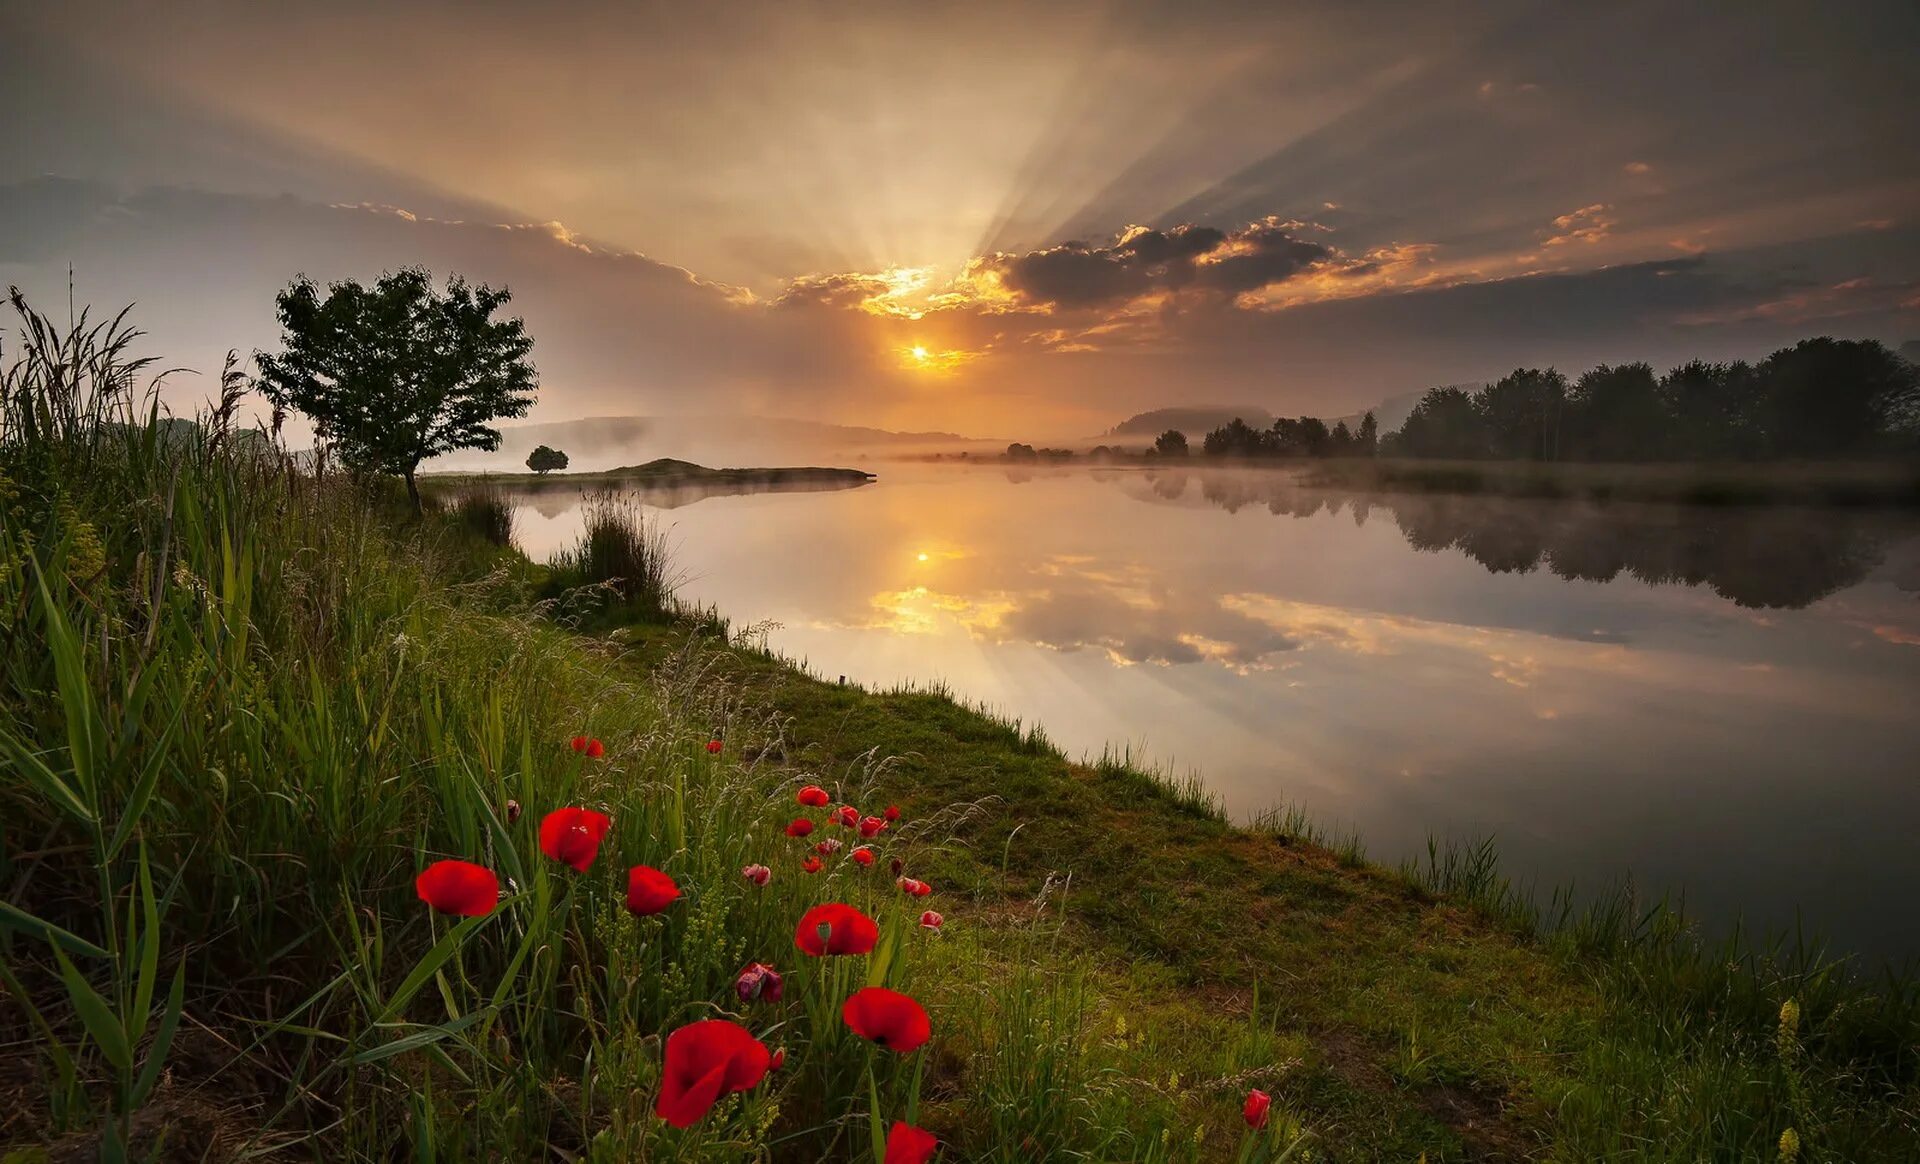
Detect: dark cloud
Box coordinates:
(981, 220, 1333, 309)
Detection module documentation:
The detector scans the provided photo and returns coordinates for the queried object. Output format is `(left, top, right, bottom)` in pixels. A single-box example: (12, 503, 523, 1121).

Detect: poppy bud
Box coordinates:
(505, 799, 522, 824)
(770, 1047, 786, 1071)
(884, 805, 901, 822)
(705, 738, 722, 754)
(1243, 1088, 1271, 1130)
(919, 910, 943, 930)
(734, 961, 784, 1003)
(742, 863, 772, 886)
(890, 857, 904, 876)
(897, 877, 932, 897)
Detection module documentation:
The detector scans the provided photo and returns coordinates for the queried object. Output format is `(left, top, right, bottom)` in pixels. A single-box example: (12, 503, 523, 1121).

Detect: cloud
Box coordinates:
(969, 218, 1334, 310)
(1543, 204, 1615, 247)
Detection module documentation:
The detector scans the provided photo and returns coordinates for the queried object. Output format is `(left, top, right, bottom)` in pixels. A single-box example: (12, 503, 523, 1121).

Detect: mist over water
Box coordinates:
(506, 464, 1920, 962)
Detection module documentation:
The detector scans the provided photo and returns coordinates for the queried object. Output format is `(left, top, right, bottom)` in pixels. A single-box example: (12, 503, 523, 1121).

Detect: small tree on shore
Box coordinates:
(527, 444, 569, 475)
(256, 268, 537, 512)
(1153, 429, 1189, 457)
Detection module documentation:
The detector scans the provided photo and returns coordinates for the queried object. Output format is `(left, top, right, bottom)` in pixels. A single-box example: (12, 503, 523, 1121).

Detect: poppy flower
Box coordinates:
(583, 738, 605, 759)
(842, 987, 931, 1053)
(505, 799, 522, 824)
(884, 805, 901, 822)
(801, 855, 824, 874)
(416, 860, 498, 917)
(850, 846, 875, 867)
(742, 863, 772, 887)
(897, 877, 932, 898)
(705, 738, 722, 754)
(794, 902, 879, 956)
(625, 865, 681, 916)
(884, 1122, 938, 1164)
(734, 961, 784, 1003)
(815, 838, 843, 855)
(859, 816, 888, 839)
(569, 736, 588, 752)
(784, 817, 815, 838)
(538, 807, 612, 872)
(655, 1019, 771, 1128)
(770, 1047, 786, 1071)
(833, 805, 859, 827)
(919, 910, 943, 930)
(1243, 1088, 1271, 1130)
(797, 784, 831, 807)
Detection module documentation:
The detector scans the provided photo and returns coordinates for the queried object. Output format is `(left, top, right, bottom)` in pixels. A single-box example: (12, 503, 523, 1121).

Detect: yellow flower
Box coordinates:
(1778, 998, 1801, 1033)
(1778, 1127, 1800, 1161)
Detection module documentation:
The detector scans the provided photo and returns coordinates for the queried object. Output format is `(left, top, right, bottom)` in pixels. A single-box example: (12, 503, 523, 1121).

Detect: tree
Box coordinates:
(1005, 442, 1038, 461)
(1391, 387, 1488, 458)
(1568, 362, 1664, 461)
(256, 269, 537, 511)
(1659, 359, 1762, 459)
(1753, 338, 1916, 458)
(1202, 417, 1267, 457)
(1477, 368, 1568, 460)
(1153, 428, 1189, 457)
(527, 444, 569, 475)
(1356, 411, 1379, 456)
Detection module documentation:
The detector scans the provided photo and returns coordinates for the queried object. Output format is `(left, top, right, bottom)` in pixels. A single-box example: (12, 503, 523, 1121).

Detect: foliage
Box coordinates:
(526, 443, 569, 474)
(1153, 429, 1189, 457)
(254, 268, 537, 510)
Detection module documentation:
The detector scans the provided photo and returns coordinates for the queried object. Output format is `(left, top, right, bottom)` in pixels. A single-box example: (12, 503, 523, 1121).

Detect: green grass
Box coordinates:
(3, 297, 1917, 1160)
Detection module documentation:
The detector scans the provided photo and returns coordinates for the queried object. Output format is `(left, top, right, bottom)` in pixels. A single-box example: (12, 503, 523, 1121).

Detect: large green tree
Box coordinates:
(256, 269, 537, 511)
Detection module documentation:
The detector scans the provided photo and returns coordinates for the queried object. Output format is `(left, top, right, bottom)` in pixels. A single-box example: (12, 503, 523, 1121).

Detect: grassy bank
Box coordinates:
(1302, 457, 1920, 508)
(3, 308, 1917, 1161)
(425, 457, 876, 491)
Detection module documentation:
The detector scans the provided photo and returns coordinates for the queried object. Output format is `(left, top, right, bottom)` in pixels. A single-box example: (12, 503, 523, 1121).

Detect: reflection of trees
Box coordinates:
(1141, 469, 1908, 609)
(501, 476, 867, 513)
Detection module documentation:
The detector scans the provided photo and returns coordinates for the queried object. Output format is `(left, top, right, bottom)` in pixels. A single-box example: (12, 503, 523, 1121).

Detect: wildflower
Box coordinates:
(734, 961, 784, 1003)
(890, 857, 904, 876)
(655, 1019, 771, 1128)
(884, 805, 901, 822)
(919, 910, 943, 930)
(1243, 1089, 1271, 1130)
(850, 846, 875, 867)
(770, 1047, 786, 1071)
(794, 902, 879, 956)
(833, 805, 859, 827)
(1778, 1127, 1800, 1161)
(416, 860, 499, 917)
(843, 986, 931, 1053)
(859, 815, 888, 839)
(570, 736, 589, 752)
(742, 863, 772, 886)
(785, 818, 815, 838)
(897, 877, 932, 898)
(584, 738, 605, 758)
(1779, 998, 1801, 1034)
(801, 855, 824, 874)
(884, 1121, 939, 1163)
(815, 838, 843, 855)
(706, 738, 722, 754)
(624, 865, 680, 916)
(505, 799, 522, 824)
(538, 807, 612, 872)
(798, 784, 831, 807)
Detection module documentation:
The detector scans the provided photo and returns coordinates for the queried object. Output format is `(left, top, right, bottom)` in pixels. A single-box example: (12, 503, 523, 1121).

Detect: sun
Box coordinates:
(910, 345, 930, 362)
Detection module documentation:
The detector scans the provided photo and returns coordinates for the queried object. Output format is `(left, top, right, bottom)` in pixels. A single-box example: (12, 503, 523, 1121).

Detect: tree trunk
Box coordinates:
(405, 466, 422, 515)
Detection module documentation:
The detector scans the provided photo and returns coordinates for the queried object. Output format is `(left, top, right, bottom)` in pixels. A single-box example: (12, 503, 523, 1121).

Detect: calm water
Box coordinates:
(507, 464, 1920, 962)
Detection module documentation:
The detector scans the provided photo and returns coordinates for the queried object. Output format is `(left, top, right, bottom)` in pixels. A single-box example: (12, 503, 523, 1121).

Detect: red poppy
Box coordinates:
(794, 902, 879, 956)
(625, 865, 680, 916)
(705, 738, 722, 754)
(1243, 1088, 1271, 1130)
(742, 863, 771, 887)
(770, 1047, 786, 1071)
(859, 815, 888, 839)
(884, 1121, 939, 1164)
(850, 846, 875, 867)
(884, 805, 901, 822)
(833, 805, 859, 827)
(815, 838, 843, 855)
(734, 961, 784, 1003)
(842, 987, 931, 1053)
(583, 738, 605, 759)
(897, 877, 932, 898)
(655, 1019, 771, 1128)
(919, 910, 943, 930)
(569, 736, 588, 752)
(416, 860, 498, 917)
(785, 817, 815, 838)
(538, 807, 612, 872)
(801, 855, 824, 874)
(797, 784, 831, 807)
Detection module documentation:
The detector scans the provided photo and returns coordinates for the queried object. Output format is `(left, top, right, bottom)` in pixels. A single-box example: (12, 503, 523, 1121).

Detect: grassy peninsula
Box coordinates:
(3, 308, 1917, 1162)
(426, 457, 876, 491)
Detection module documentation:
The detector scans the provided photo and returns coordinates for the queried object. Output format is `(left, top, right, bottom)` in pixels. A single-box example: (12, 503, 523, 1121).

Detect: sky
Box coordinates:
(3, 0, 1918, 438)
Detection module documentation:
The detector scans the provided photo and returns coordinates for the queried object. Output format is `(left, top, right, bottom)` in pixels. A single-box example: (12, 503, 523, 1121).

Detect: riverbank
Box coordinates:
(5, 410, 1917, 1159)
(1302, 456, 1920, 507)
(424, 456, 876, 491)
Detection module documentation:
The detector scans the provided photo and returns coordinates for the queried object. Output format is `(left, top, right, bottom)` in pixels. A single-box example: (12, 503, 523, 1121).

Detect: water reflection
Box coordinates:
(1132, 468, 1896, 609)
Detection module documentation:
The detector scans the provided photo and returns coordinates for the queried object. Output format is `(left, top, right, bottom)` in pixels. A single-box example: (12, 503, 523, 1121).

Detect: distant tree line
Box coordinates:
(1382, 338, 1919, 462)
(1192, 412, 1380, 459)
